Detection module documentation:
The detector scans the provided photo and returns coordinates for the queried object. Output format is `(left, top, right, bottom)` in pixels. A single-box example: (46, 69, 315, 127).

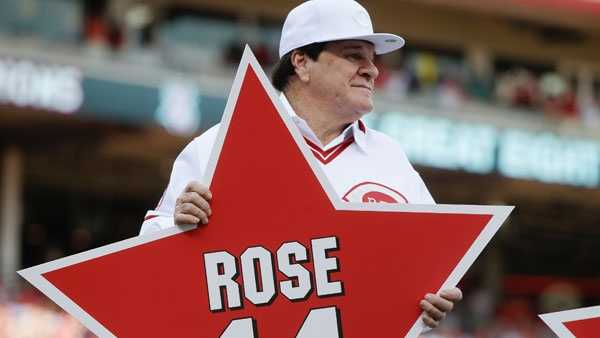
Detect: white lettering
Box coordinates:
(311, 237, 343, 297)
(204, 251, 241, 311)
(205, 237, 342, 310)
(241, 247, 276, 305)
(0, 58, 83, 114)
(277, 242, 312, 300)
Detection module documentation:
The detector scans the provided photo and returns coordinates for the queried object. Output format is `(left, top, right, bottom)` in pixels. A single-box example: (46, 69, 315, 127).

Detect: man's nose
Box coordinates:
(360, 59, 379, 81)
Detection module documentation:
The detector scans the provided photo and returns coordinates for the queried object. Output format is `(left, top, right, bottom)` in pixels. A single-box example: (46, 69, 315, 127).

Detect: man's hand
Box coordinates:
(174, 181, 212, 226)
(420, 287, 462, 328)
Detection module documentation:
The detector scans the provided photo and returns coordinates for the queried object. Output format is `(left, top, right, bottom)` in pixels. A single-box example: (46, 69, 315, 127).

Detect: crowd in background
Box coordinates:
(81, 3, 600, 127)
(374, 53, 598, 123)
(0, 284, 91, 338)
(81, 6, 600, 126)
(3, 0, 598, 127)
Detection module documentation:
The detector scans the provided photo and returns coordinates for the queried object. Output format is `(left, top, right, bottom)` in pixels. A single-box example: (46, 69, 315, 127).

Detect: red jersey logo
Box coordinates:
(342, 182, 408, 204)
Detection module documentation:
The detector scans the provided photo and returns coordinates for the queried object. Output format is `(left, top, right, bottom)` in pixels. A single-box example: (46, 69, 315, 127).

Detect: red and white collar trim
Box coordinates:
(278, 93, 369, 157)
(304, 136, 355, 164)
(357, 120, 366, 133)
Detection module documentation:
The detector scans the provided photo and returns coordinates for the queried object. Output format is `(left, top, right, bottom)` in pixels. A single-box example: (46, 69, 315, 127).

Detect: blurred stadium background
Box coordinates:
(0, 0, 599, 337)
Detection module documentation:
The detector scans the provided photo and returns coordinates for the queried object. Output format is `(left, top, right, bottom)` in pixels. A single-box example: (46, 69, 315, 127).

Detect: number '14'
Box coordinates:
(220, 306, 341, 337)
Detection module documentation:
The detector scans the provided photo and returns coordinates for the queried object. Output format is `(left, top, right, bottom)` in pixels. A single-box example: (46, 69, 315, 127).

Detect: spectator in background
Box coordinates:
(512, 69, 538, 109)
(83, 0, 124, 55)
(466, 69, 494, 102)
(384, 66, 411, 100)
(83, 0, 109, 55)
(495, 68, 539, 110)
(466, 48, 495, 102)
(374, 52, 412, 100)
(577, 74, 600, 127)
(254, 42, 274, 67)
(438, 75, 465, 111)
(225, 40, 274, 67)
(558, 89, 579, 120)
(492, 297, 538, 338)
(374, 55, 391, 89)
(540, 73, 579, 120)
(106, 17, 124, 51)
(84, 13, 109, 54)
(413, 52, 440, 92)
(539, 282, 582, 315)
(437, 58, 467, 111)
(540, 72, 567, 117)
(124, 3, 156, 50)
(580, 92, 600, 127)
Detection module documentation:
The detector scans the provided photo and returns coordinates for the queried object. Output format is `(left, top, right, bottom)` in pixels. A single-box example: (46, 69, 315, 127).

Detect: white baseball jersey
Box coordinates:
(140, 95, 434, 235)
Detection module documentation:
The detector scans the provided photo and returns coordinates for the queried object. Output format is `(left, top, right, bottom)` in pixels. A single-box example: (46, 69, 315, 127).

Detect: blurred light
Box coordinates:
(378, 112, 497, 174)
(498, 129, 600, 187)
(155, 80, 201, 136)
(125, 4, 153, 29)
(372, 111, 600, 187)
(0, 58, 83, 114)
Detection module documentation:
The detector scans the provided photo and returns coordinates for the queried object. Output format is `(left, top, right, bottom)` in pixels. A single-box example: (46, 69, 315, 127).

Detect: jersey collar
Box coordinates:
(279, 93, 368, 153)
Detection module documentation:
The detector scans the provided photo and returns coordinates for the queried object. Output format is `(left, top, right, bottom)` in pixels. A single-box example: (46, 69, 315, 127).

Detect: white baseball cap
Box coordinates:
(279, 0, 405, 58)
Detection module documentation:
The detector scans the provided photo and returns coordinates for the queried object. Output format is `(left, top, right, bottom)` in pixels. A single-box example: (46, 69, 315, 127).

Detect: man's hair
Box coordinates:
(271, 42, 327, 92)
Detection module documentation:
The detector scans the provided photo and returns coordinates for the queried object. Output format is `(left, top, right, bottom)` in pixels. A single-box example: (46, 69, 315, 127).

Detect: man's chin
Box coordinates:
(349, 108, 373, 122)
(356, 102, 374, 115)
(343, 100, 373, 120)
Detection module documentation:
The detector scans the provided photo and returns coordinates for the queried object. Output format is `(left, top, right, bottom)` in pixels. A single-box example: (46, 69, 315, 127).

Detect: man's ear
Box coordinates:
(290, 50, 311, 83)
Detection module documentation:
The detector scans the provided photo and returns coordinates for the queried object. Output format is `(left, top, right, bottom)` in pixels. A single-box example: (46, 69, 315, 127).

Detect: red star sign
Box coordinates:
(540, 306, 600, 338)
(19, 48, 512, 338)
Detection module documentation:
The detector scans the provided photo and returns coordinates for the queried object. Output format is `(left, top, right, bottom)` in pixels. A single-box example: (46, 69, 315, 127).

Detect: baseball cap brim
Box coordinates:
(315, 33, 405, 55)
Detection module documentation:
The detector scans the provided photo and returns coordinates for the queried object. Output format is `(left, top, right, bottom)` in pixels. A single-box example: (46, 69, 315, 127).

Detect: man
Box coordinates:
(141, 0, 462, 330)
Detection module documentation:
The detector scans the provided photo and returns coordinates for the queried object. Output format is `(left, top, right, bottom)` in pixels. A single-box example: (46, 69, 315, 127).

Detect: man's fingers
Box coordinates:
(178, 203, 209, 224)
(191, 192, 212, 216)
(177, 191, 212, 216)
(174, 182, 212, 227)
(179, 192, 212, 215)
(440, 287, 463, 302)
(425, 293, 454, 313)
(419, 289, 461, 328)
(421, 313, 439, 328)
(420, 298, 446, 321)
(174, 214, 200, 226)
(185, 181, 212, 200)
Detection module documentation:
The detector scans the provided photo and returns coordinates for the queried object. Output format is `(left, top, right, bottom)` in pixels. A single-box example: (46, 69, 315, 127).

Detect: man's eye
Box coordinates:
(347, 53, 362, 60)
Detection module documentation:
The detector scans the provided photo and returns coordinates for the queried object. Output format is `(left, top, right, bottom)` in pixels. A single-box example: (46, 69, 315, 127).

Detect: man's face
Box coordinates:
(306, 40, 379, 121)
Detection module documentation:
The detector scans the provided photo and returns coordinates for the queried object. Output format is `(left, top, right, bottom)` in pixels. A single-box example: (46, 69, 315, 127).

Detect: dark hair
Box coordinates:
(271, 42, 327, 91)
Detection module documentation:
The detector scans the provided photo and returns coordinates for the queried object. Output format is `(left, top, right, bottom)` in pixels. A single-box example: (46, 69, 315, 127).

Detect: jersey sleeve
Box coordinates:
(140, 125, 220, 235)
(413, 170, 436, 204)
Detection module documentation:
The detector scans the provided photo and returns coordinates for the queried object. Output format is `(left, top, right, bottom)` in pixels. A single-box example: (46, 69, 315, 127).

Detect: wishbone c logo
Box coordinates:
(342, 182, 408, 204)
